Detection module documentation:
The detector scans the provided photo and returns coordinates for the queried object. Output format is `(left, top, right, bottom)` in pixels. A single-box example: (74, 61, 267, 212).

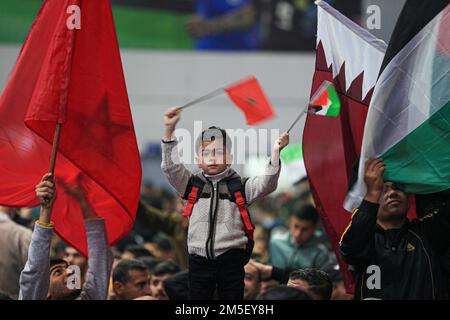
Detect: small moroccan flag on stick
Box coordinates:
(224, 76, 276, 125)
(180, 76, 276, 125)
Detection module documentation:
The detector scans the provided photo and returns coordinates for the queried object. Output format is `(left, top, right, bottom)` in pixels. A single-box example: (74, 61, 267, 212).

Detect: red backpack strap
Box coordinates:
(182, 176, 205, 218)
(227, 178, 254, 240)
(233, 190, 254, 240)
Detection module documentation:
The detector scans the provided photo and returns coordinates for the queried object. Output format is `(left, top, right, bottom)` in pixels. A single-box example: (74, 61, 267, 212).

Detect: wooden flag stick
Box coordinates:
(286, 106, 310, 133)
(179, 87, 224, 110)
(43, 123, 61, 204)
(48, 123, 61, 175)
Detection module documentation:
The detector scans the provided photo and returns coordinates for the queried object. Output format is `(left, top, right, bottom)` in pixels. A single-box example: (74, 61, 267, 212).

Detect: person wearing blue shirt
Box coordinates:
(186, 0, 260, 50)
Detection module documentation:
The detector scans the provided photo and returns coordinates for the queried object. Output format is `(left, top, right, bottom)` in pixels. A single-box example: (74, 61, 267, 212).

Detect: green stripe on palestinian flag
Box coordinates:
(308, 81, 341, 117)
(345, 4, 450, 211)
(280, 143, 303, 163)
(382, 100, 450, 193)
(281, 143, 307, 184)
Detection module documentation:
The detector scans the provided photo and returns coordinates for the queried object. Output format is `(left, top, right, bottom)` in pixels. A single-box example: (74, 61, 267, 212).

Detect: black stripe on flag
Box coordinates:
(379, 0, 449, 75)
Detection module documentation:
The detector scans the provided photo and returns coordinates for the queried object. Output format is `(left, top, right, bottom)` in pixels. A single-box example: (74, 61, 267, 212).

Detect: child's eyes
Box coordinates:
(201, 149, 224, 157)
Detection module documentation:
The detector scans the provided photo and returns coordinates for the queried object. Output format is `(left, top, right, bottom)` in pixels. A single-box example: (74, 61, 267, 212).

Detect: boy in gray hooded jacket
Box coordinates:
(161, 106, 289, 299)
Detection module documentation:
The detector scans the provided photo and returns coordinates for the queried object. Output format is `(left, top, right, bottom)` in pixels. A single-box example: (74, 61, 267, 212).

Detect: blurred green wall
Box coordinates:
(0, 0, 194, 49)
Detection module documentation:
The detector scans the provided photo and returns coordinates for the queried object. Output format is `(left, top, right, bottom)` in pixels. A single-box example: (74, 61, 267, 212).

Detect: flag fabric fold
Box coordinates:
(344, 2, 450, 212)
(0, 0, 142, 256)
(302, 0, 387, 293)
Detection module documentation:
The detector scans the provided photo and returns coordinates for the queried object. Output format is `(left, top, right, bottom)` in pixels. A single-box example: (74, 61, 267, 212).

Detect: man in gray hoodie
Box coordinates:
(19, 173, 113, 300)
(161, 107, 289, 299)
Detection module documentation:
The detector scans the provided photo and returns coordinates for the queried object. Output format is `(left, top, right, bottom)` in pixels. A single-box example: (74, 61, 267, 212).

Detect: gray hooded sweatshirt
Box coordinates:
(161, 139, 281, 259)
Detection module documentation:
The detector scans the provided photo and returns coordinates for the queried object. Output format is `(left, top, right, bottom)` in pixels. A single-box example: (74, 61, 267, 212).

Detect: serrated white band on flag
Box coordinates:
(316, 0, 387, 98)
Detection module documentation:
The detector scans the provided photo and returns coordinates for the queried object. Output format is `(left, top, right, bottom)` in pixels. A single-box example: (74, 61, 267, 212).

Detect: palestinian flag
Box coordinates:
(281, 144, 307, 184)
(345, 0, 450, 211)
(308, 81, 341, 117)
(302, 0, 387, 293)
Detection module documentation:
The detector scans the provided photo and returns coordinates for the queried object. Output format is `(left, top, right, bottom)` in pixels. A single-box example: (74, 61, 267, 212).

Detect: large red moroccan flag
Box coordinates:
(0, 0, 141, 255)
(302, 1, 387, 293)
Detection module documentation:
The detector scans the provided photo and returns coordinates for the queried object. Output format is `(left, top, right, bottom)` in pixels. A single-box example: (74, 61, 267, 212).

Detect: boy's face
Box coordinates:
(197, 140, 232, 175)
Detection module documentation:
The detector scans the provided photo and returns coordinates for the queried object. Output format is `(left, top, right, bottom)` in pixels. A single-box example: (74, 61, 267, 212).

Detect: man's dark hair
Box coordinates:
(151, 233, 174, 253)
(164, 270, 189, 300)
(153, 261, 180, 277)
(256, 285, 312, 300)
(291, 204, 319, 224)
(50, 258, 69, 269)
(138, 256, 163, 274)
(289, 269, 332, 300)
(195, 126, 232, 154)
(123, 244, 154, 259)
(113, 259, 148, 284)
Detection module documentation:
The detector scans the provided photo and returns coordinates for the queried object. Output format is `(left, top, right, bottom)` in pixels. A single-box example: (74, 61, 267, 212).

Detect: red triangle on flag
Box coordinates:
(310, 86, 329, 107)
(224, 76, 276, 125)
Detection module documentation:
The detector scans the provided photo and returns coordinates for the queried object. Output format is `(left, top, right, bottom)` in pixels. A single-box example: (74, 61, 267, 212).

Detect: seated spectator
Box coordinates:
(139, 256, 164, 278)
(321, 260, 354, 300)
(150, 261, 180, 300)
(144, 232, 175, 262)
(0, 206, 31, 299)
(112, 259, 152, 300)
(121, 244, 154, 260)
(64, 245, 88, 284)
(164, 270, 189, 300)
(259, 279, 280, 296)
(256, 285, 312, 300)
(137, 200, 189, 270)
(269, 204, 329, 270)
(244, 262, 261, 300)
(19, 173, 113, 300)
(287, 269, 332, 300)
(251, 225, 270, 263)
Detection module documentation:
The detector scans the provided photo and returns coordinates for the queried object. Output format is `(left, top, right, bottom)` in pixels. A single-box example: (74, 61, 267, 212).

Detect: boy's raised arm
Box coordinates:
(245, 133, 289, 204)
(161, 107, 192, 196)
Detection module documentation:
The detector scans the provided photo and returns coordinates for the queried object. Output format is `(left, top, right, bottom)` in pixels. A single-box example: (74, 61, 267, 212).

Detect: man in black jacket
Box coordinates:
(340, 159, 450, 299)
